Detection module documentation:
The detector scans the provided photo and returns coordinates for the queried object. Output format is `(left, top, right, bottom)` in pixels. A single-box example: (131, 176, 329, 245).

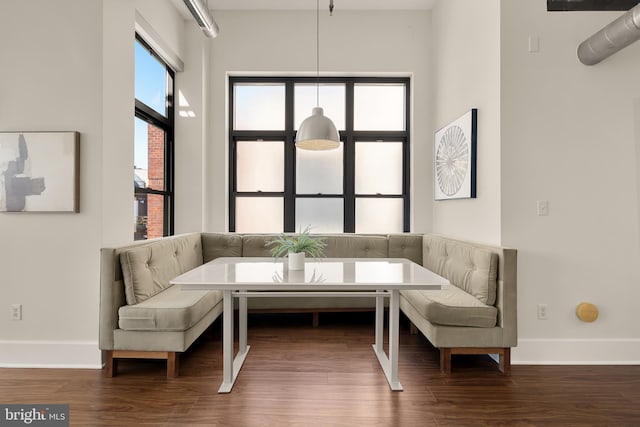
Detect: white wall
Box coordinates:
(0, 0, 188, 368)
(174, 24, 212, 234)
(501, 1, 640, 363)
(102, 0, 135, 251)
(206, 10, 433, 232)
(136, 0, 185, 64)
(431, 0, 502, 245)
(0, 0, 104, 367)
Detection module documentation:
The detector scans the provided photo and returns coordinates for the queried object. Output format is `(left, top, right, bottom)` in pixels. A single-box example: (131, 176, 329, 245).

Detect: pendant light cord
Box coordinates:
(316, 0, 320, 108)
(315, 0, 334, 108)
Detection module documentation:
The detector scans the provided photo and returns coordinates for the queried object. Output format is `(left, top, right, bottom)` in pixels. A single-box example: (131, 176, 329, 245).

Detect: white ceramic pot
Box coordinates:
(288, 252, 305, 270)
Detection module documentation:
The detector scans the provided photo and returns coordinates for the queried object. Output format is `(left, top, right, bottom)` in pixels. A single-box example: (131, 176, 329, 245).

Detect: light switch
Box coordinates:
(528, 36, 540, 53)
(537, 200, 549, 216)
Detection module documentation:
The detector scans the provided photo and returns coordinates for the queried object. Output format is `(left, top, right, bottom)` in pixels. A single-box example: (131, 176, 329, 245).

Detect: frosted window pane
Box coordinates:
(294, 84, 345, 130)
(234, 84, 285, 130)
(237, 141, 283, 192)
(296, 142, 343, 194)
(355, 199, 403, 234)
(296, 198, 343, 233)
(236, 197, 283, 233)
(355, 142, 402, 194)
(354, 84, 405, 131)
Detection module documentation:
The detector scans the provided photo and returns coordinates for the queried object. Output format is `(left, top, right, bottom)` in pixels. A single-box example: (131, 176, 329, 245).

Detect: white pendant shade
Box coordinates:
(295, 107, 340, 150)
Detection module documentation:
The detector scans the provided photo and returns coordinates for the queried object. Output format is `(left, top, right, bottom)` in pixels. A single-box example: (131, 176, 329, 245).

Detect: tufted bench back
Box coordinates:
(236, 234, 393, 259)
(114, 232, 424, 310)
(201, 233, 243, 262)
(320, 234, 388, 258)
(388, 234, 423, 266)
(422, 235, 498, 306)
(119, 234, 203, 305)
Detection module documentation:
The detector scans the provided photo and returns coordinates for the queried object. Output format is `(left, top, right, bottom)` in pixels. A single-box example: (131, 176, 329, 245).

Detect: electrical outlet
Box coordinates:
(537, 304, 548, 320)
(11, 304, 22, 321)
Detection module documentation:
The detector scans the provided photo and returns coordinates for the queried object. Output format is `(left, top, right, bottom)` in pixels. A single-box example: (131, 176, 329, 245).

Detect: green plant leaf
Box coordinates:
(264, 225, 327, 259)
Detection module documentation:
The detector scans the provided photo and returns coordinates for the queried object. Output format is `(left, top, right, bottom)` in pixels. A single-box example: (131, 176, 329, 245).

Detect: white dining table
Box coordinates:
(170, 257, 449, 393)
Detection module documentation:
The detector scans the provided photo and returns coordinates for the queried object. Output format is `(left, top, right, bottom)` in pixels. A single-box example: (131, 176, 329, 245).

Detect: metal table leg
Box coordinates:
(218, 290, 250, 393)
(371, 289, 403, 391)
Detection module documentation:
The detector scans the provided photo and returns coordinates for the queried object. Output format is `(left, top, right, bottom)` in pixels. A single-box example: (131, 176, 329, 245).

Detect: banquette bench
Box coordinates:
(99, 232, 517, 377)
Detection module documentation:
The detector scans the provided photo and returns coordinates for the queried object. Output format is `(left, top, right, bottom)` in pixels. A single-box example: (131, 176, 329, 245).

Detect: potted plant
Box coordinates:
(265, 225, 327, 270)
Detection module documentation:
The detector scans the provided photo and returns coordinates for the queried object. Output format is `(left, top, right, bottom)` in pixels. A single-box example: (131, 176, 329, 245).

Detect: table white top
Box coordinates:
(171, 257, 449, 291)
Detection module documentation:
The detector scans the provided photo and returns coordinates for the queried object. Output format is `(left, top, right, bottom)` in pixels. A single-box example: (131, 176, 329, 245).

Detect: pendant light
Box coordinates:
(295, 0, 340, 151)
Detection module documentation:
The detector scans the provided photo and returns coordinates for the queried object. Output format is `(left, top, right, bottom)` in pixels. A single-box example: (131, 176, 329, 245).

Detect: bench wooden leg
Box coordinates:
(105, 350, 180, 378)
(409, 322, 418, 335)
(103, 350, 117, 377)
(440, 348, 452, 374)
(440, 347, 511, 374)
(167, 352, 179, 378)
(499, 348, 511, 374)
(312, 312, 319, 328)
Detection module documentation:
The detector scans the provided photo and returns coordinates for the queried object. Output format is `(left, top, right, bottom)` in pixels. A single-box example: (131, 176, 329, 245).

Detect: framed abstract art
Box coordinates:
(434, 109, 477, 201)
(0, 131, 80, 212)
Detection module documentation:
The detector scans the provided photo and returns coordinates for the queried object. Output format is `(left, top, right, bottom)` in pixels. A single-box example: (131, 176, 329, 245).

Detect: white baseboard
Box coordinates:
(2, 338, 639, 368)
(512, 338, 640, 365)
(0, 340, 102, 369)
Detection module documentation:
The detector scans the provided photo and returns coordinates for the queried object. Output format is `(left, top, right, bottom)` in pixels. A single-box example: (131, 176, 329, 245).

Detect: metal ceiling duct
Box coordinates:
(183, 0, 219, 38)
(577, 3, 640, 65)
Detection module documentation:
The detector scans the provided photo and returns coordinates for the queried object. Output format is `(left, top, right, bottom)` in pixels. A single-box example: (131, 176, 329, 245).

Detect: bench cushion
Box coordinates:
(118, 285, 223, 331)
(401, 285, 497, 328)
(423, 235, 498, 306)
(120, 235, 203, 305)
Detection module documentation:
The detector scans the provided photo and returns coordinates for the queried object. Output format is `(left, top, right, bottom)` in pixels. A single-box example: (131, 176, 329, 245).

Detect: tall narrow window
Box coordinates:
(134, 35, 174, 240)
(230, 77, 410, 234)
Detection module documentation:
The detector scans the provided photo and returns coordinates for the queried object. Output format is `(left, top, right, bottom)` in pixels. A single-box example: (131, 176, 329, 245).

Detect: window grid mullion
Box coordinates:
(229, 77, 409, 234)
(344, 80, 356, 233)
(228, 90, 236, 231)
(284, 80, 296, 232)
(403, 78, 411, 232)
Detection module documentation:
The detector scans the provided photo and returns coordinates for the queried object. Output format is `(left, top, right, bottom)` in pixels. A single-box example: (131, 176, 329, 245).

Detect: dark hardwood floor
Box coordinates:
(1, 313, 639, 426)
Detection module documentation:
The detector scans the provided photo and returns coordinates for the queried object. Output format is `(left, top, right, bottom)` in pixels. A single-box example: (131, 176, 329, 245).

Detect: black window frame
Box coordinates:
(134, 33, 175, 239)
(229, 76, 410, 233)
